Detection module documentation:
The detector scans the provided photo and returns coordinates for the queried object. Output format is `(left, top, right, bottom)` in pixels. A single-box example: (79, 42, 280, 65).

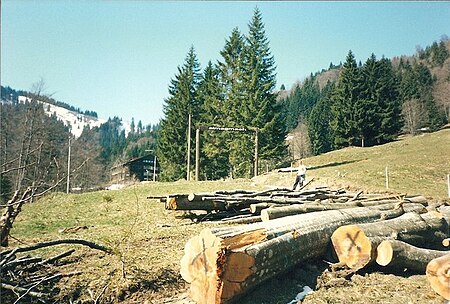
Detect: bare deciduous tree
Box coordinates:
(402, 99, 427, 135)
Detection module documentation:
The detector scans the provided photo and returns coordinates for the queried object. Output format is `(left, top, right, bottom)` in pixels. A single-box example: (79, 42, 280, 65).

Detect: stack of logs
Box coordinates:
(149, 186, 435, 223)
(149, 187, 450, 303)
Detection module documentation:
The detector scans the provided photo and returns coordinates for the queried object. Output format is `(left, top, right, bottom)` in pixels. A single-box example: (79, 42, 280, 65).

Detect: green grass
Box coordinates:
(258, 129, 450, 200)
(8, 179, 261, 303)
(5, 129, 450, 303)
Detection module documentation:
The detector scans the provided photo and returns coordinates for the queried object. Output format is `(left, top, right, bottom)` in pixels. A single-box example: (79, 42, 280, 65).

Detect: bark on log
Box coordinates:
(260, 202, 426, 221)
(426, 253, 450, 300)
(219, 216, 262, 225)
(249, 203, 279, 214)
(180, 206, 407, 304)
(331, 211, 448, 270)
(376, 239, 449, 272)
(165, 196, 227, 211)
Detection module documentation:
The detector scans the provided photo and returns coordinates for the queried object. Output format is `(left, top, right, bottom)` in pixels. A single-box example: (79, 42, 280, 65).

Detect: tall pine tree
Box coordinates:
(197, 61, 229, 179)
(332, 50, 362, 147)
(217, 27, 249, 177)
(238, 7, 287, 175)
(157, 47, 201, 181)
(373, 57, 402, 143)
(308, 81, 335, 155)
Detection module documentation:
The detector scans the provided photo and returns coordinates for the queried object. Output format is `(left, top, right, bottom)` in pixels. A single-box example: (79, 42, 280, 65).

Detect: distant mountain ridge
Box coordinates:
(17, 95, 132, 138)
(1, 86, 131, 138)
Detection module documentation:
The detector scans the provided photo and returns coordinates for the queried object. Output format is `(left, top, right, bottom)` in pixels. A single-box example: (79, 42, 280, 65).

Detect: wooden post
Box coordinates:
(66, 137, 71, 194)
(254, 129, 258, 177)
(385, 166, 389, 189)
(447, 174, 450, 198)
(195, 128, 200, 181)
(187, 113, 191, 181)
(153, 155, 157, 182)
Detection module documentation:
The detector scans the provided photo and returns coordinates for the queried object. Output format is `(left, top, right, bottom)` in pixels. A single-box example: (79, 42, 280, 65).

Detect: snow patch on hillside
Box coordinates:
(18, 96, 131, 138)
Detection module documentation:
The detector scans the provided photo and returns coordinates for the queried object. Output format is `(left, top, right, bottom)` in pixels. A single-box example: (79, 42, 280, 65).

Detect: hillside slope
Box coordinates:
(255, 128, 450, 199)
(5, 130, 449, 303)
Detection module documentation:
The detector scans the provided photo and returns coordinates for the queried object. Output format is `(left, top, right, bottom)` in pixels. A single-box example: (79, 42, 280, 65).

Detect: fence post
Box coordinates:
(385, 166, 389, 190)
(447, 174, 450, 198)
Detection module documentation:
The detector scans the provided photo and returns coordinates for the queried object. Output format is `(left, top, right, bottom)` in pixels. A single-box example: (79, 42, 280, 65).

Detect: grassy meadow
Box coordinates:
(260, 128, 450, 200)
(6, 129, 450, 303)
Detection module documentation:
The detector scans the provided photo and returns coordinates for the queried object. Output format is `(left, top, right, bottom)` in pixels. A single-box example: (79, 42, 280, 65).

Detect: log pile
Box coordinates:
(149, 186, 431, 224)
(174, 184, 449, 303)
(0, 239, 111, 303)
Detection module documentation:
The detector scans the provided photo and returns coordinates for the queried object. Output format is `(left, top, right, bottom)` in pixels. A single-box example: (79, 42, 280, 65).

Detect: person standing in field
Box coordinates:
(293, 160, 307, 190)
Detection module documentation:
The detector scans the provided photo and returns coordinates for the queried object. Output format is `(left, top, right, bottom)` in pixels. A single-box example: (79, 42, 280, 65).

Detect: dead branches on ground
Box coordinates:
(0, 239, 111, 303)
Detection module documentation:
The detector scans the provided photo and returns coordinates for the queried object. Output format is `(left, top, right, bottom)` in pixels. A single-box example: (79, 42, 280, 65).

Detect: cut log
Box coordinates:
(426, 253, 450, 300)
(260, 202, 426, 221)
(165, 195, 227, 211)
(443, 238, 450, 247)
(180, 206, 407, 304)
(219, 216, 262, 225)
(249, 203, 280, 214)
(376, 240, 449, 272)
(331, 211, 448, 270)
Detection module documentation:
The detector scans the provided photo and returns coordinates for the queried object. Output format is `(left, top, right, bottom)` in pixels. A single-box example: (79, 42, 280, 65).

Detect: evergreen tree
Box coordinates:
(308, 81, 335, 155)
(358, 53, 381, 146)
(197, 61, 229, 179)
(218, 27, 247, 124)
(218, 27, 249, 177)
(299, 76, 321, 119)
(157, 47, 201, 181)
(285, 85, 302, 130)
(332, 50, 362, 147)
(137, 120, 143, 134)
(130, 117, 135, 134)
(373, 57, 402, 143)
(238, 7, 287, 176)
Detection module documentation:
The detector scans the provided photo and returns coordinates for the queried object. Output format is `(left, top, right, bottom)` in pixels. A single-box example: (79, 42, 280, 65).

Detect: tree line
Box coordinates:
(0, 85, 159, 201)
(1, 85, 98, 118)
(157, 8, 287, 181)
(2, 14, 447, 194)
(280, 38, 449, 157)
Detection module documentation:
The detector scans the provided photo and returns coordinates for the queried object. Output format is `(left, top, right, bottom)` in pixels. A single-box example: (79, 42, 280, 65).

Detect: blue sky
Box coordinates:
(2, 1, 449, 126)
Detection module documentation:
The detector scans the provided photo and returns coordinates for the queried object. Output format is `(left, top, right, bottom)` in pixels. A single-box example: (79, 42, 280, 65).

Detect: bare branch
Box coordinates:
(1, 238, 112, 256)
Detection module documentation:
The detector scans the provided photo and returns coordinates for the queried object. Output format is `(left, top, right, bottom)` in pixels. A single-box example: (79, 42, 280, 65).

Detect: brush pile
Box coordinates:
(0, 239, 111, 303)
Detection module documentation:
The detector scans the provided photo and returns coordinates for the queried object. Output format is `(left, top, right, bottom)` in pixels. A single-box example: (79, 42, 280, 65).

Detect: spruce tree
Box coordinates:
(239, 7, 287, 175)
(308, 81, 335, 155)
(359, 54, 380, 146)
(373, 57, 402, 143)
(219, 27, 246, 123)
(197, 61, 229, 179)
(157, 47, 201, 181)
(332, 50, 362, 147)
(285, 85, 302, 130)
(218, 27, 248, 177)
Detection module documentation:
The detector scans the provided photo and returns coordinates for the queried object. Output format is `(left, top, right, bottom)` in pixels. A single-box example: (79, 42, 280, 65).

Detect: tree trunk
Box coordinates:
(1, 189, 32, 247)
(180, 206, 407, 304)
(331, 211, 448, 270)
(426, 253, 450, 300)
(376, 239, 449, 272)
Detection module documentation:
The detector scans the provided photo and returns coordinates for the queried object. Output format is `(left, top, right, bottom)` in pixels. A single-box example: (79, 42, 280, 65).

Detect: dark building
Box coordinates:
(111, 154, 159, 183)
